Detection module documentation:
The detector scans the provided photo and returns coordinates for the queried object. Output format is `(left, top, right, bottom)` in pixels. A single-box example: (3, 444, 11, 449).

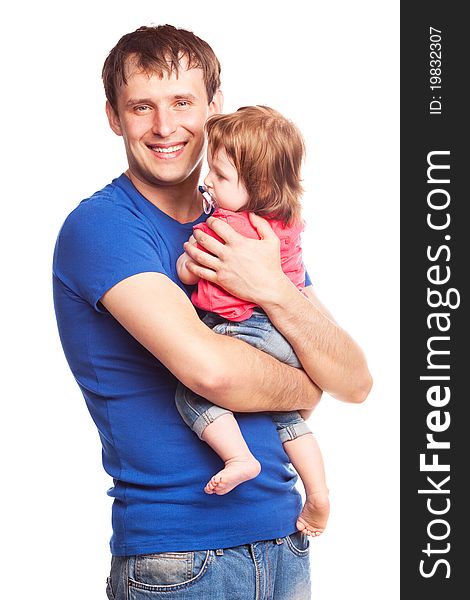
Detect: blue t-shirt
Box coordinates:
(53, 173, 305, 556)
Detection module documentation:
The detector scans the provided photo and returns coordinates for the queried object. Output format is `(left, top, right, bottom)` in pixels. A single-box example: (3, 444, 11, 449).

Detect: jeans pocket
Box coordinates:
(129, 550, 212, 592)
(285, 532, 310, 557)
(106, 576, 116, 600)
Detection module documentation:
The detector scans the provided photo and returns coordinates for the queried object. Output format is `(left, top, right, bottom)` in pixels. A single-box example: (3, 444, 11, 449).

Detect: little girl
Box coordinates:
(176, 106, 329, 537)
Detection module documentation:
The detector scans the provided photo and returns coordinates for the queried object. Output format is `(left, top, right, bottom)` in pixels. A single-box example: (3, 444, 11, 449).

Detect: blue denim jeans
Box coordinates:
(175, 311, 311, 443)
(106, 532, 311, 599)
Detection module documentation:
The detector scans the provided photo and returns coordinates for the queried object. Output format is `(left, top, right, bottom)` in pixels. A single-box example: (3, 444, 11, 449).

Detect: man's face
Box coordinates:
(107, 59, 222, 189)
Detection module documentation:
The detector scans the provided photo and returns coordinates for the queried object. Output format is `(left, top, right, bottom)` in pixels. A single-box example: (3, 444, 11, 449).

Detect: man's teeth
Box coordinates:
(152, 144, 184, 153)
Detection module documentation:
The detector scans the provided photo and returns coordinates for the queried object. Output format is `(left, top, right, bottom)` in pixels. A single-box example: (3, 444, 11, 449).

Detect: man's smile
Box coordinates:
(146, 142, 187, 158)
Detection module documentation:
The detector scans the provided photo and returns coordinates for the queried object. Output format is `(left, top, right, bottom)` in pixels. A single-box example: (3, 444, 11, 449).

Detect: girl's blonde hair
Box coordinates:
(205, 106, 305, 224)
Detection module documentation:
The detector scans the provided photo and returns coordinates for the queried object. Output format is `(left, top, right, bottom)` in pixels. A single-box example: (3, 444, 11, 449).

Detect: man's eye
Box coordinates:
(135, 105, 150, 112)
(176, 101, 190, 108)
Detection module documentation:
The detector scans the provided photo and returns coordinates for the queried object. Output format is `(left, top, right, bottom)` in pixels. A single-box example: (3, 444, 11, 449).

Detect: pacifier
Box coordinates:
(198, 185, 217, 214)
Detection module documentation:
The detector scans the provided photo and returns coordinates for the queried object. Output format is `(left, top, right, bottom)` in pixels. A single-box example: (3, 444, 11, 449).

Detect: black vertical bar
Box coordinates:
(401, 3, 468, 597)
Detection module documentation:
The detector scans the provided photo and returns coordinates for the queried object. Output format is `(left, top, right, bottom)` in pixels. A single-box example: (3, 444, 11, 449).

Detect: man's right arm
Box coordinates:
(101, 271, 322, 412)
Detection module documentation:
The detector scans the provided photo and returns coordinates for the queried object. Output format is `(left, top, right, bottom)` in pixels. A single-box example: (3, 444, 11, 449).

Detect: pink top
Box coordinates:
(191, 209, 305, 322)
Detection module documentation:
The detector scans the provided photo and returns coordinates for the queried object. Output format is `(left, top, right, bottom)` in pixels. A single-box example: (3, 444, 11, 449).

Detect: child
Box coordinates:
(176, 106, 329, 537)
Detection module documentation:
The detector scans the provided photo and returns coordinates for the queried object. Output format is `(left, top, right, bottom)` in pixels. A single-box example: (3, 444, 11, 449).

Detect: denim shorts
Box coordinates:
(175, 311, 311, 442)
(203, 309, 302, 368)
(106, 532, 311, 599)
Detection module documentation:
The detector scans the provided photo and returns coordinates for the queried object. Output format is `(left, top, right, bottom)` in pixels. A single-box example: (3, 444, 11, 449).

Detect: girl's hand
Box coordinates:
(177, 235, 200, 285)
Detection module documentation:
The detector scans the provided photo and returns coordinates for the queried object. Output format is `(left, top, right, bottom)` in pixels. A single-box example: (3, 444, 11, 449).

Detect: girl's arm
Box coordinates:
(176, 235, 200, 285)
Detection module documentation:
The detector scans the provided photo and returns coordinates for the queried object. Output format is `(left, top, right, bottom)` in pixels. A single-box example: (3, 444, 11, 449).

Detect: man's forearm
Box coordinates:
(101, 272, 321, 415)
(201, 332, 323, 413)
(261, 280, 372, 404)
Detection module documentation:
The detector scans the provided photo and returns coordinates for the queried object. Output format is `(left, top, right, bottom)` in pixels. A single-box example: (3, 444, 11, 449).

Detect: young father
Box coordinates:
(53, 24, 372, 600)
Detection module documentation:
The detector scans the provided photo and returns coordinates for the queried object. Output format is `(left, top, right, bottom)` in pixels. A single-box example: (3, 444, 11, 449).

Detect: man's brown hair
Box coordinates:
(206, 106, 305, 224)
(102, 24, 221, 113)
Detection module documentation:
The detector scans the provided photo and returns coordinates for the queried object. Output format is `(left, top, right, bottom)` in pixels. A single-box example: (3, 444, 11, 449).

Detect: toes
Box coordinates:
(308, 529, 323, 537)
(297, 521, 324, 537)
(204, 474, 224, 495)
(296, 519, 306, 532)
(204, 480, 217, 494)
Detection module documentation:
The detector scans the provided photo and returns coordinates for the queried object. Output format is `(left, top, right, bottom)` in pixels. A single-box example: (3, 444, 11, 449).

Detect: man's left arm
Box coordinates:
(183, 213, 372, 404)
(262, 281, 372, 404)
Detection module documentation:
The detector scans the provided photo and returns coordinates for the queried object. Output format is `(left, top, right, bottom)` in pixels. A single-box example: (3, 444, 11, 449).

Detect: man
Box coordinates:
(53, 24, 372, 599)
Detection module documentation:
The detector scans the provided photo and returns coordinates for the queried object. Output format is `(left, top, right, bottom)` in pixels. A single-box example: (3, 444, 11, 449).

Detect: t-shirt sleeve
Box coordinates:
(53, 200, 166, 312)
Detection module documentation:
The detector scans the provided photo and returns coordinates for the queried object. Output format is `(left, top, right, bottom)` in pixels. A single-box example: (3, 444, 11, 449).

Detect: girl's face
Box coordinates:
(203, 148, 250, 212)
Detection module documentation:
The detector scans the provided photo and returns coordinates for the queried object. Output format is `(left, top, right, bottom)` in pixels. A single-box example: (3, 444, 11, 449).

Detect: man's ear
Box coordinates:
(105, 101, 123, 136)
(208, 89, 224, 116)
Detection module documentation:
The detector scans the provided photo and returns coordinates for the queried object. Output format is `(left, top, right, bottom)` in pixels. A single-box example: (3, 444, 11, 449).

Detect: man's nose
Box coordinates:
(151, 109, 177, 137)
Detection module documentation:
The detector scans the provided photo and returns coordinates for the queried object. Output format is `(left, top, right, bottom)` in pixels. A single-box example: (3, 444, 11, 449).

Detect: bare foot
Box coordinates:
(296, 490, 330, 537)
(204, 457, 261, 495)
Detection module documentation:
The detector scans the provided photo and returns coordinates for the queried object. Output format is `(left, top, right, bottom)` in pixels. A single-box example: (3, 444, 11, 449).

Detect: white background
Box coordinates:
(1, 1, 399, 598)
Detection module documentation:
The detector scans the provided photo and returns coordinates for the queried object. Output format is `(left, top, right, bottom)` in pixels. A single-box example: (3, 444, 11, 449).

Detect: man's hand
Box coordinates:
(184, 213, 288, 305)
(185, 213, 372, 405)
